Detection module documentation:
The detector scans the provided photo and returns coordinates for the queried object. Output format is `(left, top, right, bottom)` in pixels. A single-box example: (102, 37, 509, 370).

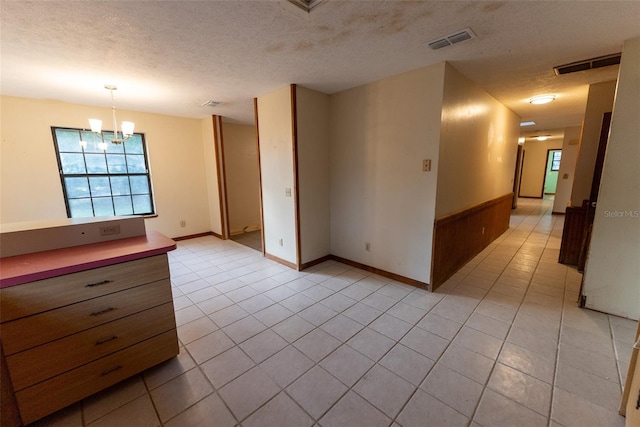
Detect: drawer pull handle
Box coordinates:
(85, 280, 114, 288)
(100, 365, 122, 376)
(95, 336, 118, 346)
(90, 307, 115, 316)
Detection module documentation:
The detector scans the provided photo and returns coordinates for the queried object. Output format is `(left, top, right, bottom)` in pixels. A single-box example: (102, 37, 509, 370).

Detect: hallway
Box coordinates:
(35, 198, 636, 426)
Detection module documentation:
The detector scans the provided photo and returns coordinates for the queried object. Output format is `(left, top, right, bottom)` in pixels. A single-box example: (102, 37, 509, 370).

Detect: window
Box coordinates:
(52, 127, 155, 218)
(551, 151, 562, 171)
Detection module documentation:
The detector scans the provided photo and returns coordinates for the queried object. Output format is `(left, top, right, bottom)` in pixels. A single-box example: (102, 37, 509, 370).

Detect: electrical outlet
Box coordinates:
(365, 242, 371, 252)
(285, 188, 292, 197)
(279, 238, 283, 246)
(180, 220, 186, 227)
(99, 225, 121, 236)
(422, 159, 431, 172)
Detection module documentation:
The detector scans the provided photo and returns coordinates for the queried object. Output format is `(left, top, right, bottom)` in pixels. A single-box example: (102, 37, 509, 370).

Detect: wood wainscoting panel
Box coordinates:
(432, 193, 513, 290)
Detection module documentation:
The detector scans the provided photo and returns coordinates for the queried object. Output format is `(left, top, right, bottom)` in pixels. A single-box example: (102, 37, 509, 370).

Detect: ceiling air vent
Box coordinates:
(427, 27, 476, 50)
(287, 0, 326, 13)
(554, 53, 621, 76)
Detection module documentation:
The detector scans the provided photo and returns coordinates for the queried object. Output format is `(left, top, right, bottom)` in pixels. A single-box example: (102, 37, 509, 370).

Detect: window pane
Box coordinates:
(65, 177, 90, 199)
(59, 153, 86, 174)
(129, 176, 150, 195)
(55, 129, 83, 153)
(102, 131, 124, 153)
(68, 198, 93, 218)
(126, 154, 146, 173)
(107, 154, 127, 173)
(110, 176, 131, 195)
(93, 197, 115, 216)
(107, 137, 125, 153)
(85, 154, 108, 173)
(89, 177, 111, 197)
(133, 195, 152, 214)
(124, 135, 144, 154)
(113, 196, 134, 215)
(81, 132, 106, 153)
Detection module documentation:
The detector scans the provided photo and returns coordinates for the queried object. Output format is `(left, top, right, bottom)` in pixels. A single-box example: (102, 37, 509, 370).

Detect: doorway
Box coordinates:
(543, 149, 562, 195)
(216, 121, 263, 252)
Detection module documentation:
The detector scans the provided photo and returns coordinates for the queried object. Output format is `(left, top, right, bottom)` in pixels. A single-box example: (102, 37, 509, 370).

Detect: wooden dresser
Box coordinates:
(0, 218, 178, 425)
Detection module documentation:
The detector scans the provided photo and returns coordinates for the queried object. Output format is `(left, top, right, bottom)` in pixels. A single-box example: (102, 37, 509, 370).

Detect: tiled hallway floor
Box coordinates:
(34, 198, 637, 427)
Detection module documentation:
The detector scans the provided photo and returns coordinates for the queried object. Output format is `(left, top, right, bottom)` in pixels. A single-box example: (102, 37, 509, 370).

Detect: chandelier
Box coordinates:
(86, 84, 135, 148)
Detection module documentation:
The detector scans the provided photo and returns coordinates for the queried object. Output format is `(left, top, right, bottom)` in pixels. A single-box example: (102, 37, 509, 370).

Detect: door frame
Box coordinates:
(541, 149, 562, 197)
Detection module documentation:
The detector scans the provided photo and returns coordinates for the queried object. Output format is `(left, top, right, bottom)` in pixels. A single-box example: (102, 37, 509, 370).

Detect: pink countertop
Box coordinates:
(0, 231, 176, 288)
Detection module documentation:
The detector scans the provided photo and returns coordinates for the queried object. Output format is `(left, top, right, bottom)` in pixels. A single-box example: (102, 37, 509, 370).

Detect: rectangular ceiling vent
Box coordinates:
(554, 53, 621, 75)
(427, 27, 476, 50)
(287, 0, 326, 13)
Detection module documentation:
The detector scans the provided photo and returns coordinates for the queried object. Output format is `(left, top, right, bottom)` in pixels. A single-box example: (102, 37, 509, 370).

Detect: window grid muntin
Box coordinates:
(52, 127, 155, 218)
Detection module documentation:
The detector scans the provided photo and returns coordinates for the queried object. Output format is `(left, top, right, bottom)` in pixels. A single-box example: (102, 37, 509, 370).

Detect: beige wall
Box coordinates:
(583, 38, 640, 320)
(571, 80, 617, 206)
(256, 86, 297, 264)
(0, 96, 214, 238)
(329, 63, 445, 283)
(435, 63, 520, 217)
(223, 122, 261, 234)
(552, 126, 581, 213)
(519, 138, 564, 198)
(296, 86, 331, 264)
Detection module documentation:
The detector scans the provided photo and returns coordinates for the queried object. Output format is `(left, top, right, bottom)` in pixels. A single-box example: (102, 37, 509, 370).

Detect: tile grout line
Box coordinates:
(466, 198, 557, 425)
(547, 237, 568, 427)
(388, 201, 554, 426)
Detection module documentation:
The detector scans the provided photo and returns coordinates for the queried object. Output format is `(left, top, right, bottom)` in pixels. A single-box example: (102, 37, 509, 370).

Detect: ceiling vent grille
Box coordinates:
(202, 100, 221, 108)
(427, 28, 476, 50)
(554, 53, 621, 75)
(287, 0, 326, 13)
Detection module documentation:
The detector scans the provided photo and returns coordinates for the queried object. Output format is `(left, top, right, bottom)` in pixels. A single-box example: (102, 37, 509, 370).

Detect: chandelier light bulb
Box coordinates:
(85, 84, 135, 146)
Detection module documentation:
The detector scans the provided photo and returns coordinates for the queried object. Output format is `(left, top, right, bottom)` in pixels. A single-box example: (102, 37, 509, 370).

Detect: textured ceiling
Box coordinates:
(1, 1, 639, 133)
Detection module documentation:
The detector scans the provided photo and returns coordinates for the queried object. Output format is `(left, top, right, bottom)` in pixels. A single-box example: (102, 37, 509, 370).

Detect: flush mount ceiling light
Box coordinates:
(536, 135, 550, 141)
(202, 100, 222, 107)
(529, 95, 556, 105)
(520, 121, 536, 127)
(426, 27, 476, 50)
(85, 85, 134, 150)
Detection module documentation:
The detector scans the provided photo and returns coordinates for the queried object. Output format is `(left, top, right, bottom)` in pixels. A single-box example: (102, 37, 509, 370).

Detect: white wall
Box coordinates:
(223, 122, 261, 234)
(329, 63, 445, 283)
(582, 38, 640, 320)
(571, 80, 617, 206)
(519, 138, 564, 198)
(296, 86, 331, 264)
(552, 126, 581, 213)
(0, 96, 213, 238)
(256, 86, 297, 265)
(435, 63, 520, 217)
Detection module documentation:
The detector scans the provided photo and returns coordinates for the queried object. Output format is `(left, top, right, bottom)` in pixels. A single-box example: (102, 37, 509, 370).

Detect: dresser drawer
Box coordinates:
(15, 329, 178, 425)
(6, 303, 176, 391)
(1, 279, 172, 356)
(0, 254, 169, 323)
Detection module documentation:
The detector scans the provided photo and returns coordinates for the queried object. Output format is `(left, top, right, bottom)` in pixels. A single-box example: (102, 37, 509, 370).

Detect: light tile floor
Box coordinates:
(33, 198, 637, 427)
